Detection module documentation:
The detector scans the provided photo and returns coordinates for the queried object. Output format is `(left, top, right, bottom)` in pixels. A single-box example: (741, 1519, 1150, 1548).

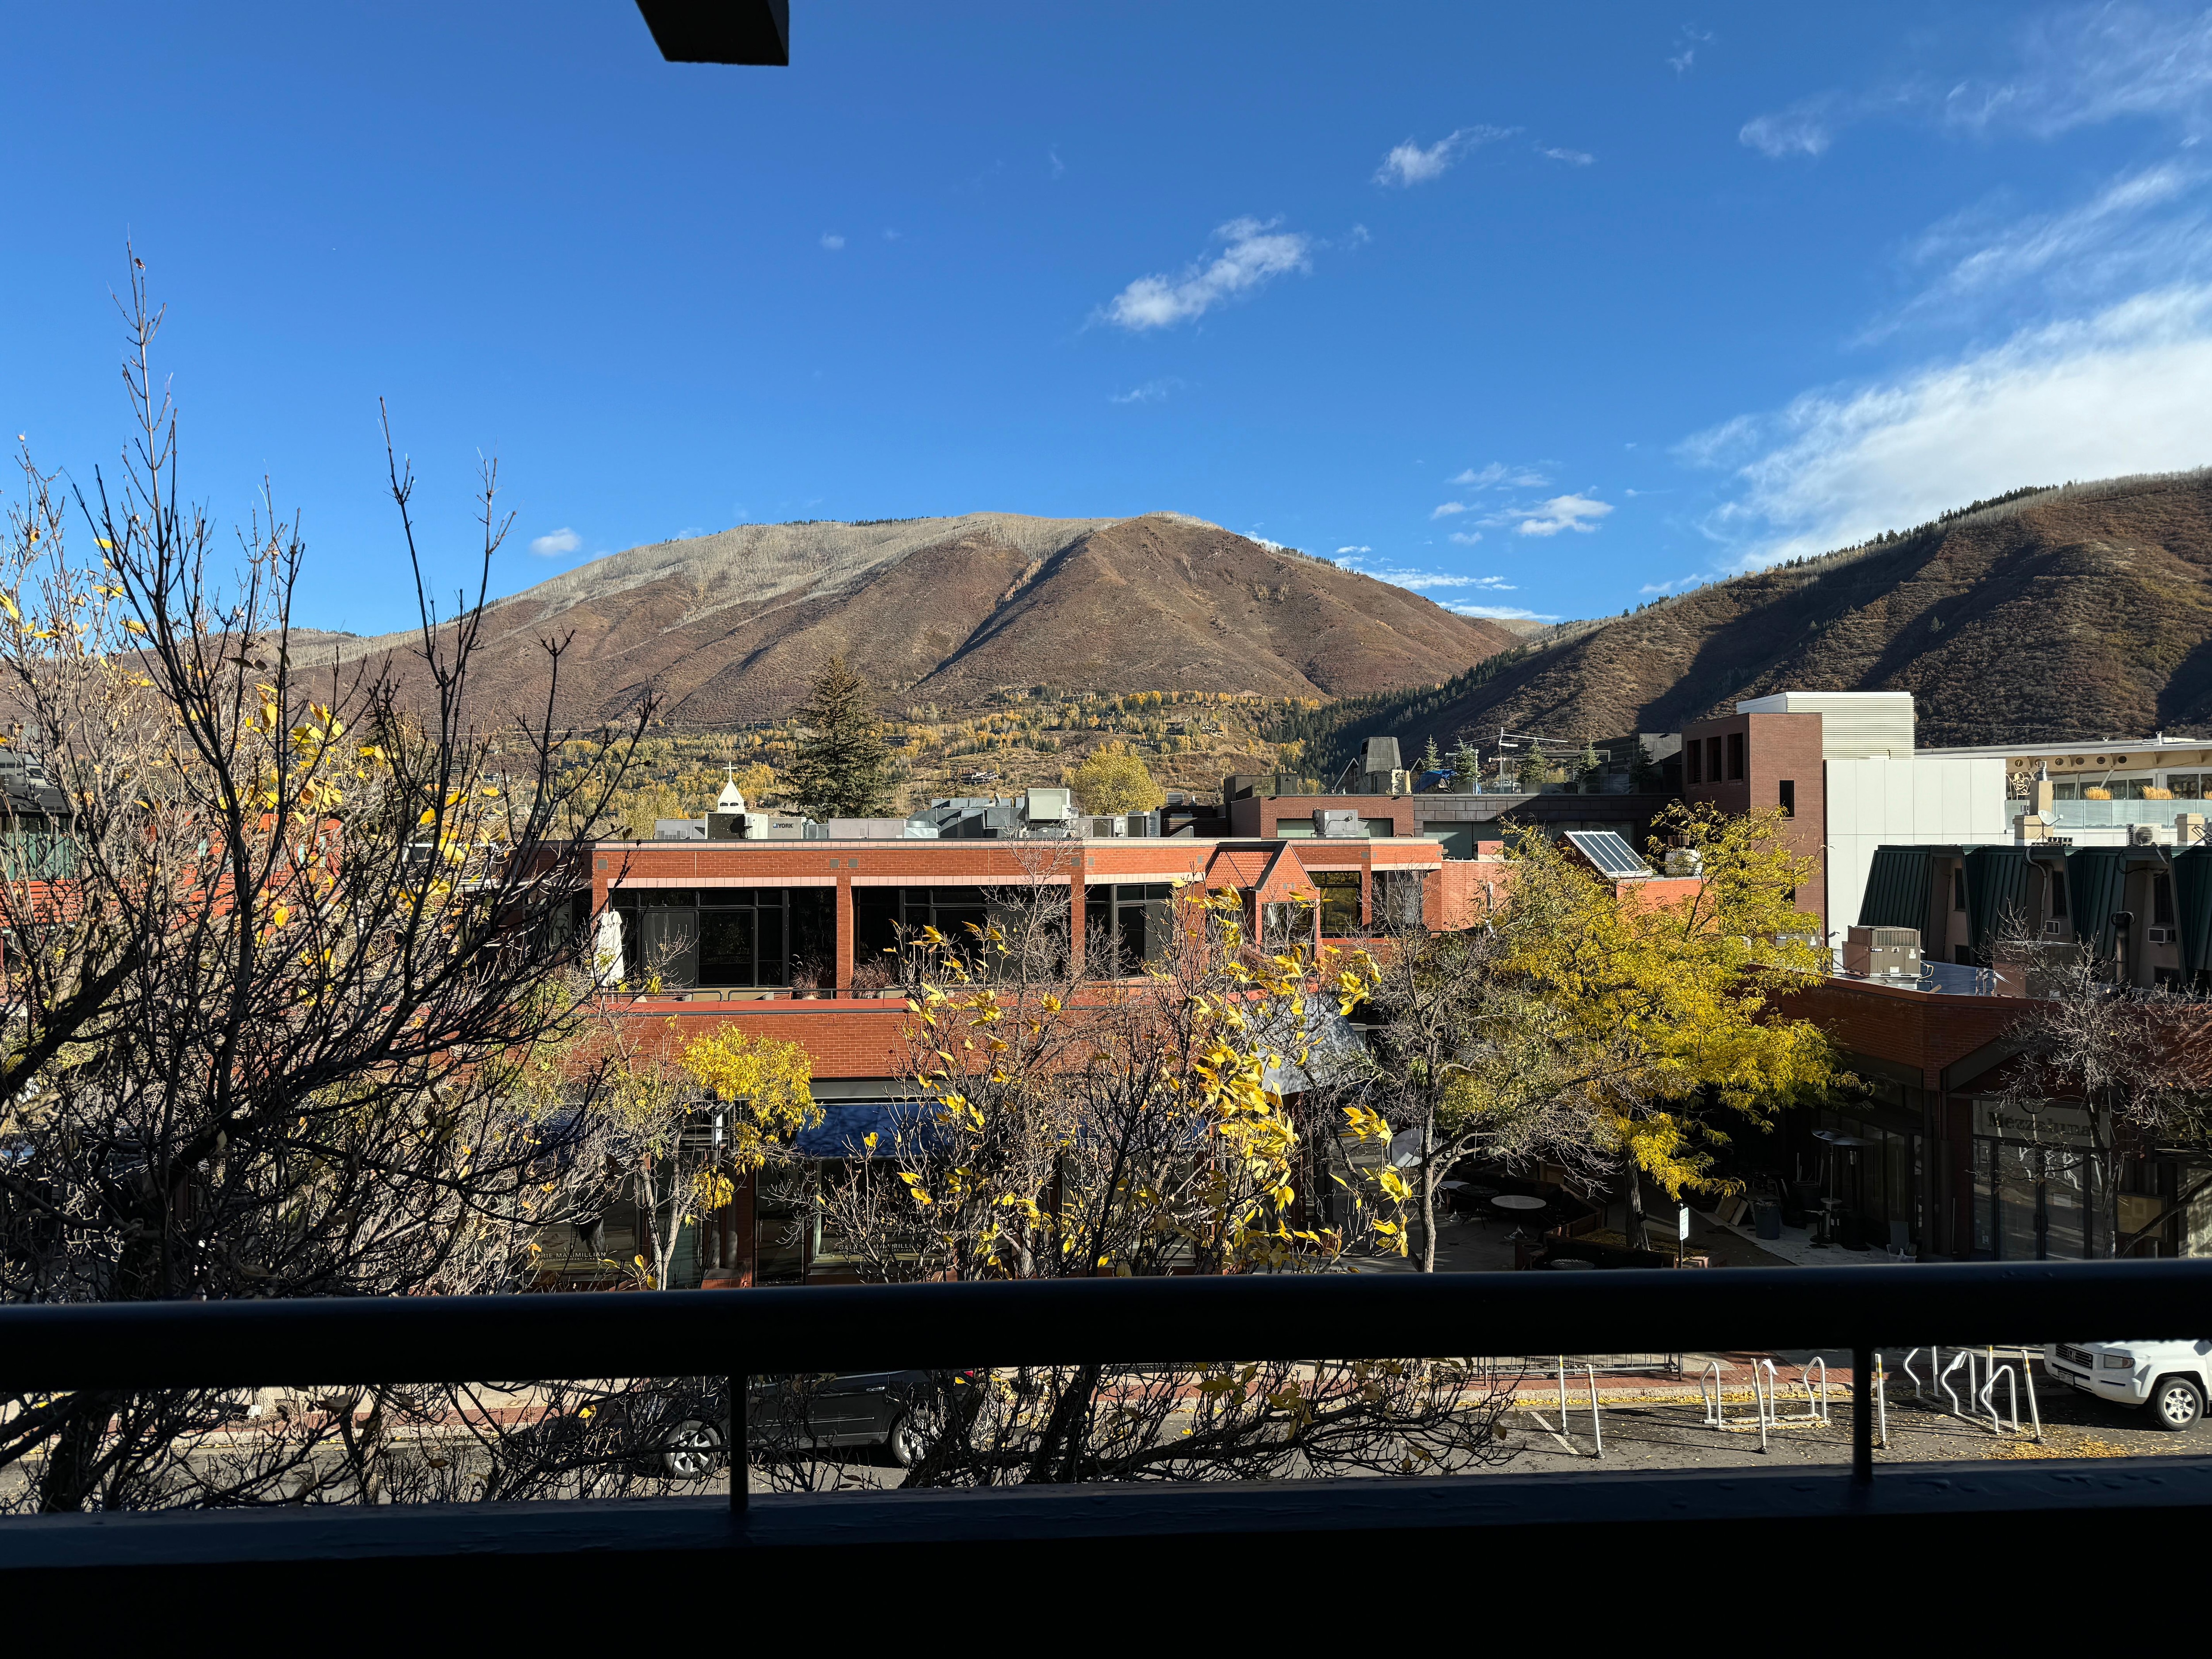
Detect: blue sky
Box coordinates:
(10, 4, 2212, 631)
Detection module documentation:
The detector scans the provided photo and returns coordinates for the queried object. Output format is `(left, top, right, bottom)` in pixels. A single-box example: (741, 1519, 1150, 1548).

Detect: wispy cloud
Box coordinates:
(1679, 283, 2212, 566)
(1511, 494, 1615, 536)
(674, 526, 704, 540)
(1668, 25, 1713, 76)
(1373, 126, 1515, 187)
(529, 527, 581, 557)
(1449, 462, 1550, 489)
(1333, 554, 1518, 595)
(1048, 145, 1065, 179)
(1110, 377, 1185, 405)
(1447, 530, 1483, 545)
(1452, 603, 1554, 620)
(1741, 96, 1840, 158)
(1430, 501, 1469, 518)
(1539, 146, 1596, 166)
(820, 232, 846, 250)
(1743, 4, 2212, 162)
(1881, 160, 2210, 334)
(1100, 218, 1311, 331)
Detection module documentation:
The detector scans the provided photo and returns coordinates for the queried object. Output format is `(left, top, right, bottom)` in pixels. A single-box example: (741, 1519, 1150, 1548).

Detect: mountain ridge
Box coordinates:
(1276, 468, 2212, 774)
(323, 511, 1517, 728)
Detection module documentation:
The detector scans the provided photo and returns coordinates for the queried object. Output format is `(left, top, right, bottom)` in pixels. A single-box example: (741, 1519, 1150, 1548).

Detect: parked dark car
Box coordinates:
(656, 1370, 980, 1477)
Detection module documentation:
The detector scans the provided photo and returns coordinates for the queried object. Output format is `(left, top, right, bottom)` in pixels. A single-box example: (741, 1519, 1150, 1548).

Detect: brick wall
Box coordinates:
(1680, 710, 1828, 936)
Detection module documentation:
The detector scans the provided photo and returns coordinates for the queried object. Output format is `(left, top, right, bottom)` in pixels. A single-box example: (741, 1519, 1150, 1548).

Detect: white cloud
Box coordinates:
(1429, 500, 1468, 518)
(1447, 530, 1483, 545)
(1450, 603, 1554, 620)
(1334, 555, 1516, 594)
(529, 527, 581, 557)
(1373, 126, 1514, 187)
(882, 227, 901, 241)
(674, 526, 704, 540)
(1679, 284, 2212, 565)
(1335, 544, 1372, 554)
(1101, 218, 1311, 331)
(1049, 146, 1066, 179)
(1512, 494, 1615, 536)
(1947, 4, 2212, 138)
(1883, 161, 2210, 334)
(1110, 377, 1185, 405)
(1449, 462, 1549, 489)
(1741, 97, 1837, 158)
(1744, 5, 2212, 162)
(1540, 146, 1596, 166)
(820, 233, 845, 250)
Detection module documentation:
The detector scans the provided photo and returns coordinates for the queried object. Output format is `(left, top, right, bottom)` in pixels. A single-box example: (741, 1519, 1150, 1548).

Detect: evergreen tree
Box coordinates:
(788, 657, 896, 818)
(1421, 735, 1442, 772)
(1448, 737, 1482, 792)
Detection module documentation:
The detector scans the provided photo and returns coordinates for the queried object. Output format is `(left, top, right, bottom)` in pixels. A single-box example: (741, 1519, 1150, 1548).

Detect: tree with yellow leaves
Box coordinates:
(0, 259, 661, 1513)
(1356, 803, 1833, 1266)
(578, 1018, 818, 1291)
(1068, 741, 1165, 817)
(798, 863, 1515, 1489)
(1494, 803, 1835, 1235)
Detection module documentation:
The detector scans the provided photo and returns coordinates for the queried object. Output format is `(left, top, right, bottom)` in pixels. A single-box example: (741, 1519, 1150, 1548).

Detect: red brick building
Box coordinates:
(1679, 707, 1827, 936)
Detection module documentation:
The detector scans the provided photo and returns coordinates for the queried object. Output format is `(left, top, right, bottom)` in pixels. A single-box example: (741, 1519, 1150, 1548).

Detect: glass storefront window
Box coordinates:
(1973, 1135, 2100, 1259)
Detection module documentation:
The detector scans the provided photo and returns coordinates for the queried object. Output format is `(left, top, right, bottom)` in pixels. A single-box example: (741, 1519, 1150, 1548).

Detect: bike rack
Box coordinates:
(1699, 1360, 1727, 1429)
(1774, 1355, 1831, 1426)
(1938, 1348, 1971, 1420)
(1977, 1356, 2020, 1435)
(1552, 1357, 1605, 1457)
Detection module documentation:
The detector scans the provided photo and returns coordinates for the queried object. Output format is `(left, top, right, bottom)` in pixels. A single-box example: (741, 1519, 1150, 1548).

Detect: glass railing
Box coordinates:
(2022, 797, 2212, 828)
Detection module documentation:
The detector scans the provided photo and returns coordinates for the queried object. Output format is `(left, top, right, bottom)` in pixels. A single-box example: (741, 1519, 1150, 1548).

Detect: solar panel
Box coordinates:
(1563, 830, 1652, 879)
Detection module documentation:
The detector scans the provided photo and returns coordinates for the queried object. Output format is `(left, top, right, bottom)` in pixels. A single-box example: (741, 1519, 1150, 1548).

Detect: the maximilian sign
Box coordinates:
(1970, 1095, 2101, 1148)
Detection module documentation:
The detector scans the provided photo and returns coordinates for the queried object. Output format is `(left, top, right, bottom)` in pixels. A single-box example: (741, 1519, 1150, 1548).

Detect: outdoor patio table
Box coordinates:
(1490, 1194, 1546, 1211)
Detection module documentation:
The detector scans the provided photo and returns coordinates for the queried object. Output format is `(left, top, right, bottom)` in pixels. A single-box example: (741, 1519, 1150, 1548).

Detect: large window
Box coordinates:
(1725, 732, 1745, 781)
(1375, 869, 1428, 930)
(1972, 1137, 2097, 1260)
(1085, 883, 1175, 972)
(1310, 871, 1361, 935)
(605, 887, 830, 989)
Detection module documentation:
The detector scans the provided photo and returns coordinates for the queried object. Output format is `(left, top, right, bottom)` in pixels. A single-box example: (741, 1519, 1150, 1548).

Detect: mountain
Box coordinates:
(1282, 469, 2212, 770)
(324, 512, 1516, 727)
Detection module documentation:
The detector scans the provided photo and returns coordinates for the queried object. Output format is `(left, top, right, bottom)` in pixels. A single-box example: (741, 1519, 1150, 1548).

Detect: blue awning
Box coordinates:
(794, 1100, 931, 1158)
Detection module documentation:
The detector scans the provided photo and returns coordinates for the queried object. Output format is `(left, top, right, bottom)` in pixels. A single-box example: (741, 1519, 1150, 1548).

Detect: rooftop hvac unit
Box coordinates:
(1314, 809, 1363, 839)
(1843, 923, 1920, 980)
(1663, 848, 1702, 878)
(1023, 787, 1073, 823)
(2131, 823, 2162, 846)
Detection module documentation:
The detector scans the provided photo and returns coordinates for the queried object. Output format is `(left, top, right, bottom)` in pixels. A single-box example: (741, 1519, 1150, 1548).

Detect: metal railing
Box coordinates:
(4, 1260, 2212, 1571)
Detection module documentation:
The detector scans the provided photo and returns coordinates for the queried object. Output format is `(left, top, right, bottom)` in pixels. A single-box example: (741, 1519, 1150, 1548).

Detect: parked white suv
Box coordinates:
(2044, 1340, 2212, 1431)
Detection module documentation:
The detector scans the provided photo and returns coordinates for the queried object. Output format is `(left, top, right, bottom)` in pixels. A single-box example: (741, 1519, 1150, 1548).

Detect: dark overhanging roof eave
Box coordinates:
(636, 0, 790, 65)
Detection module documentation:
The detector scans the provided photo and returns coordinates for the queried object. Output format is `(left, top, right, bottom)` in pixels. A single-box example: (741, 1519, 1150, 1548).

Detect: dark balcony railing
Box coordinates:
(6, 1261, 2212, 1611)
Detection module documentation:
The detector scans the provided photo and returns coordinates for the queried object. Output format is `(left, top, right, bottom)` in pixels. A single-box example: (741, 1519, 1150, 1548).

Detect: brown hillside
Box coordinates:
(1388, 470, 2212, 753)
(332, 511, 1513, 727)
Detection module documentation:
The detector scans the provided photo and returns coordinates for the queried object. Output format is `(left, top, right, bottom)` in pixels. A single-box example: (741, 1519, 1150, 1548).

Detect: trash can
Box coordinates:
(1754, 1201, 1783, 1240)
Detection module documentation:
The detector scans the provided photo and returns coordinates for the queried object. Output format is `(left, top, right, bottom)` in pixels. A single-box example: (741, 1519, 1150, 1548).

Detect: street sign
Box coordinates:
(1678, 1206, 1691, 1242)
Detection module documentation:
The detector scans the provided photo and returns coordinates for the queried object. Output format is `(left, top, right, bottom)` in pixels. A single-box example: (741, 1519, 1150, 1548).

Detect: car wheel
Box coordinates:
(661, 1418, 725, 1478)
(887, 1410, 939, 1469)
(2150, 1375, 2204, 1432)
